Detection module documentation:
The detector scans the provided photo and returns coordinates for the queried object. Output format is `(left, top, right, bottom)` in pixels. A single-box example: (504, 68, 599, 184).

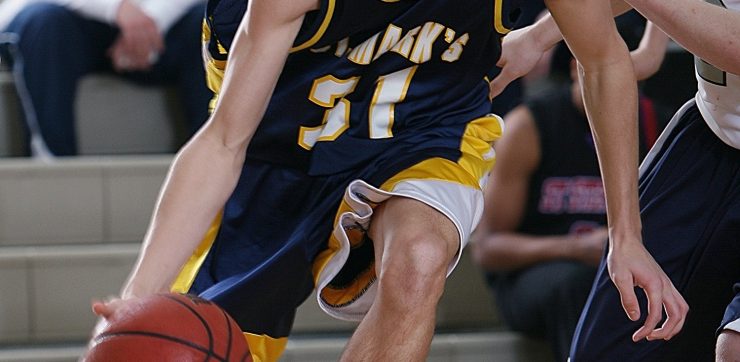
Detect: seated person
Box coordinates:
(0, 0, 209, 156)
(471, 34, 665, 361)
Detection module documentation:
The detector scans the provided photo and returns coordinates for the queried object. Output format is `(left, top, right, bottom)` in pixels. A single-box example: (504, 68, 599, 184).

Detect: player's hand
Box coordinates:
(606, 239, 688, 342)
(91, 296, 129, 319)
(109, 0, 163, 72)
(89, 296, 128, 344)
(489, 26, 548, 99)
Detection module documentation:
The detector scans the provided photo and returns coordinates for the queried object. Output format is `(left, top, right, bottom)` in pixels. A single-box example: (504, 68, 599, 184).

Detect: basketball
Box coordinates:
(84, 293, 252, 362)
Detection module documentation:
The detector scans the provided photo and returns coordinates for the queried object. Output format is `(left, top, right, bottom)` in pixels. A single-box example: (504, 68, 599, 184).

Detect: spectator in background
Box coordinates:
(471, 29, 666, 361)
(0, 0, 209, 156)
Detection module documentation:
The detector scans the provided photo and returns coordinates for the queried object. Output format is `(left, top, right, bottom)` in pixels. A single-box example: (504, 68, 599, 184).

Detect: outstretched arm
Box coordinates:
(626, 0, 740, 74)
(545, 0, 687, 342)
(98, 0, 319, 307)
(490, 0, 661, 98)
(630, 21, 670, 80)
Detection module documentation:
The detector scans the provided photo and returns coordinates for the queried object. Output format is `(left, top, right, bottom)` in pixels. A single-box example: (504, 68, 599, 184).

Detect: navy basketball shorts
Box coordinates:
(570, 99, 740, 361)
(168, 116, 503, 359)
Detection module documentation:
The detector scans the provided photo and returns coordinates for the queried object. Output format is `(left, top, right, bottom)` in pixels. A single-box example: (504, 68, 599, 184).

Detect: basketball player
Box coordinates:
(91, 0, 685, 361)
(490, 0, 740, 360)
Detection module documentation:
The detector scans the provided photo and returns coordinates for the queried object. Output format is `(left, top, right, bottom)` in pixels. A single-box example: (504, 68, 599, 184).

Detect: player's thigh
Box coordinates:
(368, 196, 459, 280)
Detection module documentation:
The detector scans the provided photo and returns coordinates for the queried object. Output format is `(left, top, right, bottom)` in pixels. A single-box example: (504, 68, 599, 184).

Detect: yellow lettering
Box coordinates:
(348, 33, 380, 65)
(441, 33, 469, 62)
(335, 37, 349, 57)
(311, 45, 332, 53)
(410, 22, 445, 64)
(444, 28, 456, 43)
(374, 24, 403, 61)
(391, 26, 420, 59)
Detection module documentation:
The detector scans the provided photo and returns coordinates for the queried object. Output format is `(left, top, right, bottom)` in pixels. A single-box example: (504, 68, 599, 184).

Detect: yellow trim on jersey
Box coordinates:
(203, 54, 226, 112)
(291, 0, 337, 53)
(202, 19, 210, 43)
(380, 157, 479, 191)
(313, 200, 378, 307)
(382, 115, 504, 190)
(244, 332, 288, 362)
(458, 114, 504, 182)
(202, 19, 228, 98)
(170, 212, 224, 293)
(319, 230, 377, 307)
(493, 0, 512, 35)
(206, 59, 226, 92)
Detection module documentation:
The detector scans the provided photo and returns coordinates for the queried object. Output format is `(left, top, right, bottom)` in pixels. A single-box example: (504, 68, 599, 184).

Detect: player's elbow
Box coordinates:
(197, 118, 252, 157)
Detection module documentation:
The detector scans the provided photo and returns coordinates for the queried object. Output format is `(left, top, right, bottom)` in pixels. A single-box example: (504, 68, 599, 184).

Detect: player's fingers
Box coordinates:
(496, 56, 506, 69)
(91, 296, 122, 319)
(645, 300, 676, 341)
(91, 301, 112, 318)
(649, 287, 688, 340)
(612, 272, 640, 322)
(633, 280, 663, 341)
(489, 70, 513, 99)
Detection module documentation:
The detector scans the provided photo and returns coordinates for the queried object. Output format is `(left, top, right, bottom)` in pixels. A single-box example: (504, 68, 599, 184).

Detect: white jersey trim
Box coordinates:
(315, 178, 484, 321)
(725, 318, 740, 333)
(639, 99, 696, 178)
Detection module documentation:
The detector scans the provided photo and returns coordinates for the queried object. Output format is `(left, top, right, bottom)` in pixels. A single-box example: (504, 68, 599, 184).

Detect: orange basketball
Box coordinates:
(84, 293, 252, 362)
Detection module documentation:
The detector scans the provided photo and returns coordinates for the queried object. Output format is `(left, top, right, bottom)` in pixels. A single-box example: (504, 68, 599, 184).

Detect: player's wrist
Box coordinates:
(530, 14, 561, 52)
(120, 279, 170, 300)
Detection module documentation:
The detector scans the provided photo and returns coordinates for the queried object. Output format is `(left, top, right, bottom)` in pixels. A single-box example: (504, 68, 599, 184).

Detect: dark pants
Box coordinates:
(2, 2, 210, 156)
(491, 261, 597, 362)
(570, 102, 740, 361)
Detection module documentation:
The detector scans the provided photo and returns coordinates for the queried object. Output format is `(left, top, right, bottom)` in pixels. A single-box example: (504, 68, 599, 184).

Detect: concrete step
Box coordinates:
(0, 156, 500, 344)
(0, 156, 170, 246)
(0, 242, 499, 344)
(0, 331, 552, 362)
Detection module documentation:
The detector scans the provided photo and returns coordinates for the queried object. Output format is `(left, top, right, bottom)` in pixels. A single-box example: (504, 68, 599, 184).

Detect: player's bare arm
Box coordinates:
(544, 0, 688, 342)
(626, 0, 740, 74)
(490, 0, 660, 98)
(94, 0, 320, 313)
(630, 21, 670, 80)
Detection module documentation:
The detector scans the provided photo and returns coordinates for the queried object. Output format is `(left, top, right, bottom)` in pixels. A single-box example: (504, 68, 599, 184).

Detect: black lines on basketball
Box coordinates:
(220, 307, 234, 361)
(163, 293, 217, 361)
(94, 330, 228, 362)
(84, 293, 251, 362)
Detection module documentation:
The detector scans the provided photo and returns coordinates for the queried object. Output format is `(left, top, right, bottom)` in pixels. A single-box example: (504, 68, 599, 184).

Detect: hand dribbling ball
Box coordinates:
(84, 293, 252, 361)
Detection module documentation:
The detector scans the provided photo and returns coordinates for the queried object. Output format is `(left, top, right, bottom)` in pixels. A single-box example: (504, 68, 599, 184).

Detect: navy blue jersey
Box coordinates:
(205, 0, 521, 175)
(186, 2, 518, 358)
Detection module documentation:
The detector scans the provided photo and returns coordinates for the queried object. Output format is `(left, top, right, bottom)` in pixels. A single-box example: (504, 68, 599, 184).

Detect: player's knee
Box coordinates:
(12, 3, 75, 33)
(717, 330, 740, 362)
(377, 235, 450, 307)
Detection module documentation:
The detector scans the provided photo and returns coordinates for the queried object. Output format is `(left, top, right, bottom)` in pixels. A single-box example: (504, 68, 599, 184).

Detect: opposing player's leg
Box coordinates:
(570, 101, 740, 361)
(340, 196, 459, 361)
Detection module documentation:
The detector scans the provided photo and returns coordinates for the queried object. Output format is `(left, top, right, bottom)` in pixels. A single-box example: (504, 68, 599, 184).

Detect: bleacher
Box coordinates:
(0, 66, 553, 360)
